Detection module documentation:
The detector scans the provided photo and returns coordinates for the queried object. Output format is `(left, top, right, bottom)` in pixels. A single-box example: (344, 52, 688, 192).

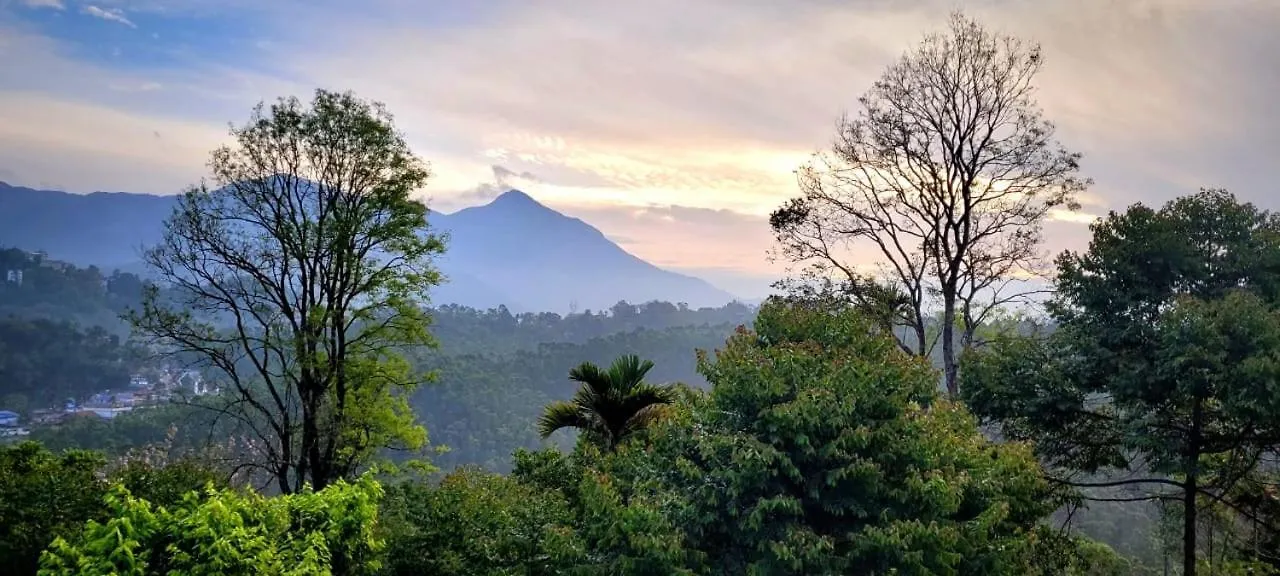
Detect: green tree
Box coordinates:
(585, 299, 1065, 574)
(39, 474, 384, 576)
(510, 446, 700, 575)
(537, 354, 677, 451)
(129, 89, 444, 493)
(0, 441, 233, 576)
(963, 190, 1280, 576)
(769, 12, 1088, 397)
(0, 442, 107, 576)
(379, 467, 585, 575)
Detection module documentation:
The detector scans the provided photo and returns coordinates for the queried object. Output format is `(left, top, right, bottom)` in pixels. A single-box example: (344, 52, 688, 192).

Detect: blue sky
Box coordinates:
(1, 0, 1279, 298)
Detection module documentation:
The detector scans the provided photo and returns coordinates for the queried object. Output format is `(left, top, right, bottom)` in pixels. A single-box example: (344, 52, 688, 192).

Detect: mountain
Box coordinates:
(0, 182, 737, 312)
(0, 182, 173, 268)
(430, 190, 734, 312)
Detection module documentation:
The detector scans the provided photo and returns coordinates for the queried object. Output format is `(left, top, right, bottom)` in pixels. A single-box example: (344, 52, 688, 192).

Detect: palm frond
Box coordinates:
(617, 383, 677, 416)
(546, 354, 673, 450)
(537, 401, 600, 439)
(568, 362, 612, 397)
(607, 354, 655, 392)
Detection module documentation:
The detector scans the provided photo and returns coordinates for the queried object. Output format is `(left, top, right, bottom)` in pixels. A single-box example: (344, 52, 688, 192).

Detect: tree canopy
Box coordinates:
(770, 12, 1088, 396)
(963, 189, 1280, 576)
(129, 89, 444, 493)
(40, 474, 383, 576)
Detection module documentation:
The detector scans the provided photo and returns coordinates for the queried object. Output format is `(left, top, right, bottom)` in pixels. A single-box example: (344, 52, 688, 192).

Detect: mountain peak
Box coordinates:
(489, 189, 540, 208)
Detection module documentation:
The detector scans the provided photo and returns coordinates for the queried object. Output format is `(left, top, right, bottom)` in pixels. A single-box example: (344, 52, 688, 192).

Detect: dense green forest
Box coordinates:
(4, 13, 1280, 576)
(0, 247, 147, 334)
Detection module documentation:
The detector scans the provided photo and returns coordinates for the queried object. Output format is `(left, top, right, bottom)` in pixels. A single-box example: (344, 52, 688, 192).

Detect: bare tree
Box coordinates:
(130, 89, 446, 493)
(770, 12, 1088, 396)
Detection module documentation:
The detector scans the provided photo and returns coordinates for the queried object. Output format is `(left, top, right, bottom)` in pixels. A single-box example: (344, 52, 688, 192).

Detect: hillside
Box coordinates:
(0, 182, 737, 311)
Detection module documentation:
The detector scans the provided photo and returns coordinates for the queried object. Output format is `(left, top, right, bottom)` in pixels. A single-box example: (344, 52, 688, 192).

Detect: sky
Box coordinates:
(1, 0, 1278, 298)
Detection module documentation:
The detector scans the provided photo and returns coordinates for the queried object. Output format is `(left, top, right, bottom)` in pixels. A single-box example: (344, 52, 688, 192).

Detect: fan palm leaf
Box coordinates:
(538, 354, 675, 450)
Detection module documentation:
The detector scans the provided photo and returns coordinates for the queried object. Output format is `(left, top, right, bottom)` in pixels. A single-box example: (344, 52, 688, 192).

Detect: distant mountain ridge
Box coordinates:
(0, 181, 736, 312)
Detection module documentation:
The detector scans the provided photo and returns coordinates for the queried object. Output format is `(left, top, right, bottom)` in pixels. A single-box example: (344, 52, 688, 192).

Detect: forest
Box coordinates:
(2, 12, 1278, 576)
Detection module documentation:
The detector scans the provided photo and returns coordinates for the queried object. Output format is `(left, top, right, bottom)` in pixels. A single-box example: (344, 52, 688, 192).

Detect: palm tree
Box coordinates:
(537, 354, 676, 451)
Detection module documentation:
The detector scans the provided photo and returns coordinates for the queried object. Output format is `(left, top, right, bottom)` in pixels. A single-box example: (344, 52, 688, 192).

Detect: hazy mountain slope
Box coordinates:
(0, 182, 737, 311)
(0, 181, 175, 268)
(432, 190, 735, 312)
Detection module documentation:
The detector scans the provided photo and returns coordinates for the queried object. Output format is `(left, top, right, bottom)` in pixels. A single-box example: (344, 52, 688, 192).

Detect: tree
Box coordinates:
(0, 442, 107, 576)
(537, 354, 676, 451)
(0, 441, 230, 576)
(39, 474, 385, 576)
(769, 12, 1088, 396)
(129, 89, 445, 494)
(963, 190, 1280, 576)
(379, 467, 585, 575)
(586, 299, 1067, 574)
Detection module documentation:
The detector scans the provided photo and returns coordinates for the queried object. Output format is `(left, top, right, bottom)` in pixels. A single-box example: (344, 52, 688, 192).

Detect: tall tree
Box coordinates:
(581, 299, 1075, 574)
(130, 89, 445, 493)
(537, 354, 675, 451)
(770, 12, 1088, 396)
(963, 190, 1280, 576)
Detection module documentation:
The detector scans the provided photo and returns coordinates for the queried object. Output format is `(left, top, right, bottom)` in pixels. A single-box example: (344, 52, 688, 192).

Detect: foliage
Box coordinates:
(537, 354, 677, 450)
(507, 446, 700, 575)
(427, 300, 756, 356)
(0, 440, 226, 576)
(128, 89, 444, 493)
(30, 405, 201, 454)
(0, 247, 148, 335)
(0, 315, 139, 411)
(380, 467, 584, 575)
(39, 473, 385, 576)
(511, 300, 1069, 574)
(770, 12, 1087, 396)
(409, 322, 741, 472)
(963, 189, 1280, 575)
(0, 442, 108, 576)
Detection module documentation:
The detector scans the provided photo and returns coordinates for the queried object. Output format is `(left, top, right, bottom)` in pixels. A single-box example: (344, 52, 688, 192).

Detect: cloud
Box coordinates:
(553, 202, 780, 273)
(82, 5, 136, 27)
(437, 164, 545, 209)
(20, 0, 63, 10)
(0, 92, 227, 193)
(2, 0, 1279, 278)
(1048, 208, 1103, 225)
(280, 0, 1280, 214)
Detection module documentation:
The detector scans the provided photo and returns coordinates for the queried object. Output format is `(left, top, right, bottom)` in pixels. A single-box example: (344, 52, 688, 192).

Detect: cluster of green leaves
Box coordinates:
(593, 300, 1067, 574)
(0, 441, 224, 576)
(536, 354, 677, 451)
(40, 473, 384, 576)
(29, 404, 204, 454)
(379, 467, 584, 575)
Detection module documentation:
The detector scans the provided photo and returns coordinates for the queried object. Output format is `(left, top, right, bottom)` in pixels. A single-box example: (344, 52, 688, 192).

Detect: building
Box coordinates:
(79, 407, 132, 419)
(179, 370, 215, 396)
(4, 269, 21, 285)
(0, 410, 19, 427)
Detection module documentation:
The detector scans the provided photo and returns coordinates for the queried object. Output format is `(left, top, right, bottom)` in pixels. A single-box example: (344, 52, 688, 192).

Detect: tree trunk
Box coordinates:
(1184, 473, 1198, 576)
(941, 298, 959, 397)
(912, 319, 927, 358)
(1184, 398, 1204, 576)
